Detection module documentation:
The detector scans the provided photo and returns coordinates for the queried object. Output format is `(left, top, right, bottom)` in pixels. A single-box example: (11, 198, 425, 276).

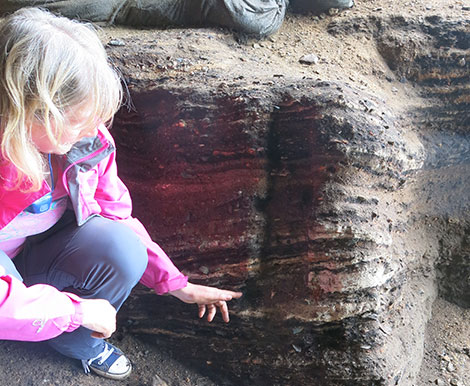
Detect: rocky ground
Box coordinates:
(418, 298, 470, 386)
(0, 298, 467, 385)
(0, 0, 469, 385)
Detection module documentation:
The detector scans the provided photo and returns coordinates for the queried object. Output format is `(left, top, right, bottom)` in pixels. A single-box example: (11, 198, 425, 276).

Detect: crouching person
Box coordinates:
(0, 8, 242, 380)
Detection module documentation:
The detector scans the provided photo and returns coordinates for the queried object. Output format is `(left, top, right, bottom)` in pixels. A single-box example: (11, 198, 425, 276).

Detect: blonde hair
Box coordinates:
(0, 7, 122, 191)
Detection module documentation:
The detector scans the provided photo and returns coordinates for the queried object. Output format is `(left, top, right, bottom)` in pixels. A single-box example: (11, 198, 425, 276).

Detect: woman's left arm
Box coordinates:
(93, 128, 242, 317)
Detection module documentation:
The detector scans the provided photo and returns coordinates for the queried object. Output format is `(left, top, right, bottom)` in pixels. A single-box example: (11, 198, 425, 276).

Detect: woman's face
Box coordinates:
(30, 106, 98, 154)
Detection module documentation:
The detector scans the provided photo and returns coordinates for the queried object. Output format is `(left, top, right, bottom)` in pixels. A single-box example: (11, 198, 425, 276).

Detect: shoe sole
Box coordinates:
(89, 363, 132, 380)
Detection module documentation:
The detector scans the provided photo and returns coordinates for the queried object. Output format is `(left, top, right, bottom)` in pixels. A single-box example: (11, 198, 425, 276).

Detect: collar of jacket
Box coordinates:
(60, 128, 115, 226)
(0, 126, 114, 230)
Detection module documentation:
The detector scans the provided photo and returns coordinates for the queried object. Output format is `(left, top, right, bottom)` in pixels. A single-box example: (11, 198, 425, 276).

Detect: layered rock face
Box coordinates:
(109, 12, 469, 386)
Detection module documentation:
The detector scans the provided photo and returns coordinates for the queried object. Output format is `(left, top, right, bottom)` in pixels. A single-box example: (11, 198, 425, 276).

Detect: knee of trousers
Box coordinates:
(67, 217, 148, 289)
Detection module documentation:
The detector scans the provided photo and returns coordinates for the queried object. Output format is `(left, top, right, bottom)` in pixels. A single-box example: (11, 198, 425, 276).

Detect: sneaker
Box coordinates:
(81, 341, 132, 380)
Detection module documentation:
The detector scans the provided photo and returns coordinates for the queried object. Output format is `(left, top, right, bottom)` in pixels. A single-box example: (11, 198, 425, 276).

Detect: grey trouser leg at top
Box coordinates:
(12, 210, 148, 360)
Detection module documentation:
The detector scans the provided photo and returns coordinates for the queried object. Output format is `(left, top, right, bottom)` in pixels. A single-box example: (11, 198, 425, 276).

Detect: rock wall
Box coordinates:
(109, 12, 469, 386)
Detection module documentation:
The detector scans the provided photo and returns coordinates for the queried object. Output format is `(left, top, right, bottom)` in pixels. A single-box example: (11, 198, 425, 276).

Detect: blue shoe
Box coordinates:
(81, 342, 132, 380)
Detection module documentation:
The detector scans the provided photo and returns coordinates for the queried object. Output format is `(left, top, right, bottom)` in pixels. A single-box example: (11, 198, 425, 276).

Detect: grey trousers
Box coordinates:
(1, 210, 148, 360)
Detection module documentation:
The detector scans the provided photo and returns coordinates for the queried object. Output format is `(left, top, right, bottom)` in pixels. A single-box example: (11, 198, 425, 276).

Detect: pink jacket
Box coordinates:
(0, 125, 188, 342)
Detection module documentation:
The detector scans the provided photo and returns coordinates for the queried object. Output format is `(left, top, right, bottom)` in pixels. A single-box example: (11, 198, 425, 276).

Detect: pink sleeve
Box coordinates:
(94, 127, 188, 294)
(0, 266, 83, 342)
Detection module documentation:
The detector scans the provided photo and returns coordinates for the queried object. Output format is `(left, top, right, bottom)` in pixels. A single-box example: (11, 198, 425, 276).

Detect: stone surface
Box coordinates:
(104, 8, 470, 386)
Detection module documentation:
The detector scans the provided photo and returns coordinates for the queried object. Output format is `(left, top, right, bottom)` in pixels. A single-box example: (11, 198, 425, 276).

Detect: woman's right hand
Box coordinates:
(80, 298, 117, 339)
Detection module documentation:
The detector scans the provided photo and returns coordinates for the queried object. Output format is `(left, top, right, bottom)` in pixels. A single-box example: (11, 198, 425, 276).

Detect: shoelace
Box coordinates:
(81, 344, 115, 374)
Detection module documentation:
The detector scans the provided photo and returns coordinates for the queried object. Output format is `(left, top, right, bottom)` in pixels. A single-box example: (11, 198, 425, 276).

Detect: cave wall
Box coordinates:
(110, 14, 469, 386)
